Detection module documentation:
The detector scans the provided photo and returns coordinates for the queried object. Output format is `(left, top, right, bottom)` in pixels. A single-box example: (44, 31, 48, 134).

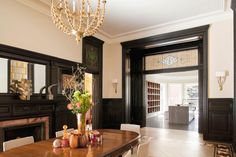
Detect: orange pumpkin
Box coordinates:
(69, 133, 79, 148)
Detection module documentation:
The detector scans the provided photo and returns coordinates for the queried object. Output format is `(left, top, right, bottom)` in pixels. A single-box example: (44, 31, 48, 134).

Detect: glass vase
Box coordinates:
(77, 113, 86, 134)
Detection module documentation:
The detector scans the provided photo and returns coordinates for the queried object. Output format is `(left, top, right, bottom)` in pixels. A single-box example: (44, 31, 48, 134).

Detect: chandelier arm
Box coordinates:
(64, 0, 76, 31)
(93, 4, 106, 34)
(78, 0, 85, 32)
(86, 1, 105, 36)
(84, 0, 101, 36)
(86, 0, 91, 27)
(51, 3, 71, 35)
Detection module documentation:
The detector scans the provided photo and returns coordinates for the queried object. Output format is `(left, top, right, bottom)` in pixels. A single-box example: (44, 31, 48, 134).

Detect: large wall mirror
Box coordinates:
(0, 57, 47, 94)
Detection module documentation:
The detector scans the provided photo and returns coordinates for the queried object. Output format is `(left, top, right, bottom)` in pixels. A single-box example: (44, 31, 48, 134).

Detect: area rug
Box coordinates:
(214, 144, 234, 157)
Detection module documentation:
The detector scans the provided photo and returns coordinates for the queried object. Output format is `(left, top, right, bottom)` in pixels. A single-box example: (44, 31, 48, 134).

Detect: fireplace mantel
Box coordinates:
(0, 99, 77, 151)
(0, 100, 55, 121)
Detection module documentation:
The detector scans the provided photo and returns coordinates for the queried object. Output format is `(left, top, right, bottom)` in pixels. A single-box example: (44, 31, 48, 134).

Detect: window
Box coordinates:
(145, 49, 198, 70)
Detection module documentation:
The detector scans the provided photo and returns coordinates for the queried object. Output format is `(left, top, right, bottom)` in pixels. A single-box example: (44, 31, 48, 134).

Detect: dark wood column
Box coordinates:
(231, 0, 236, 151)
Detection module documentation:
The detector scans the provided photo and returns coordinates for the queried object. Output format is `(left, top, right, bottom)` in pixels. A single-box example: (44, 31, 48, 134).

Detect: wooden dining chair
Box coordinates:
(120, 124, 141, 135)
(3, 136, 34, 152)
(55, 128, 74, 137)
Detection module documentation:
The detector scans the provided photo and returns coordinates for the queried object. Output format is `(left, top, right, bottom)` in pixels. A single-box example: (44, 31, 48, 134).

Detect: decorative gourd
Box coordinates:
(61, 139, 69, 147)
(53, 139, 61, 148)
(78, 134, 88, 148)
(69, 133, 79, 148)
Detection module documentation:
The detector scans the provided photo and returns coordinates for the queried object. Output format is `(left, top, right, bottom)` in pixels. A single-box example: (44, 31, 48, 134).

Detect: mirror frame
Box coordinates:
(0, 44, 77, 100)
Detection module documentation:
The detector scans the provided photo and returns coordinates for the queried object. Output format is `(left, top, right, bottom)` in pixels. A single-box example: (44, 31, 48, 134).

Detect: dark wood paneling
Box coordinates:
(144, 66, 199, 74)
(54, 101, 77, 131)
(121, 25, 209, 49)
(0, 105, 11, 117)
(102, 99, 124, 129)
(130, 52, 145, 127)
(82, 36, 104, 129)
(207, 98, 233, 141)
(231, 0, 236, 151)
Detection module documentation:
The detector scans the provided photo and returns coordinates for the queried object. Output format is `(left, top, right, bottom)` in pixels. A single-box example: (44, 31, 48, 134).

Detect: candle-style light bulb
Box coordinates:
(73, 0, 76, 13)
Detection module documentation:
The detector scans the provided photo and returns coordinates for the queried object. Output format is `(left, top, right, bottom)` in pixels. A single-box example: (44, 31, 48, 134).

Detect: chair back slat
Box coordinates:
(120, 124, 141, 134)
(55, 128, 74, 137)
(3, 136, 34, 152)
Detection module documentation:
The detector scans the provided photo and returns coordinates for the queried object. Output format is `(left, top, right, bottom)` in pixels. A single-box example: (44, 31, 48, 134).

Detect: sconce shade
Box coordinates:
(215, 70, 228, 91)
(112, 79, 118, 84)
(112, 79, 118, 94)
(216, 71, 226, 77)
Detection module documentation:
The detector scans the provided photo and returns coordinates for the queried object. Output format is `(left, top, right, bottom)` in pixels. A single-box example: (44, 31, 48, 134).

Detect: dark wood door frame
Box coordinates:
(231, 0, 236, 151)
(142, 43, 203, 133)
(121, 25, 209, 137)
(82, 36, 104, 129)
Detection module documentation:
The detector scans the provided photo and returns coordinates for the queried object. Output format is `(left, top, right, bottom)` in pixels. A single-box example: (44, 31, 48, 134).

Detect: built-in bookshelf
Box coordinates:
(146, 81, 160, 113)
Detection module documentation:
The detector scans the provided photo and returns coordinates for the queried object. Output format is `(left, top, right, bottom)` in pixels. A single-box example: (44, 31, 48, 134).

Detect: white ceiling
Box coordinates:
(16, 0, 228, 40)
(102, 0, 224, 37)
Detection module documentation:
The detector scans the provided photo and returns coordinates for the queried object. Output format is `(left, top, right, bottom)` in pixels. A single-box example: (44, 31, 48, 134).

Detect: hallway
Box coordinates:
(146, 114, 199, 132)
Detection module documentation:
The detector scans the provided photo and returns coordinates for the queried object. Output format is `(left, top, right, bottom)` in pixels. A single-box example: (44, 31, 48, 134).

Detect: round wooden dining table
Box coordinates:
(0, 129, 140, 157)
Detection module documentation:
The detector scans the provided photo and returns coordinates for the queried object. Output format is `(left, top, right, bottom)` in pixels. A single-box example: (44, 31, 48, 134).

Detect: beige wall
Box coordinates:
(103, 18, 234, 99)
(0, 0, 234, 99)
(209, 19, 234, 98)
(0, 0, 82, 63)
(103, 43, 122, 98)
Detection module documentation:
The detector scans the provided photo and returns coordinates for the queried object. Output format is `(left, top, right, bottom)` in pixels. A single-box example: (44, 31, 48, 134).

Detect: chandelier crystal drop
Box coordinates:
(51, 0, 107, 43)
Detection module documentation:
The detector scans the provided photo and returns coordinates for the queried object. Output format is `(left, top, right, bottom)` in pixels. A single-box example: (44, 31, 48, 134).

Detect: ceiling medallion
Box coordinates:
(160, 56, 178, 65)
(51, 0, 107, 44)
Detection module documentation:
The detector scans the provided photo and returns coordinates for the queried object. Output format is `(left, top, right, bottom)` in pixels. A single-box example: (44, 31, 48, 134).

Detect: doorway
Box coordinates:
(145, 70, 199, 132)
(122, 26, 208, 135)
(84, 72, 101, 129)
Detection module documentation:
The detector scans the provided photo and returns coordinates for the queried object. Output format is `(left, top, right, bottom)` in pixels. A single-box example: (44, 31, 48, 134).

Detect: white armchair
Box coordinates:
(136, 136, 151, 157)
(120, 124, 141, 135)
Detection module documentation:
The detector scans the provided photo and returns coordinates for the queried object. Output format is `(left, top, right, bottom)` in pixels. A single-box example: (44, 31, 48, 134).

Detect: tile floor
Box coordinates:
(141, 127, 217, 157)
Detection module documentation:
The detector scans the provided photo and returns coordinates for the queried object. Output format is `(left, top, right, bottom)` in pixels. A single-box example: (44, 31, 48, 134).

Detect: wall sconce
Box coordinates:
(112, 79, 118, 93)
(216, 71, 228, 91)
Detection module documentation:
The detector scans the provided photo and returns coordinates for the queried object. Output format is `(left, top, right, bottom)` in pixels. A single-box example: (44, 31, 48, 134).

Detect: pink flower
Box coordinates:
(67, 104, 73, 110)
(76, 102, 81, 108)
(90, 100, 94, 106)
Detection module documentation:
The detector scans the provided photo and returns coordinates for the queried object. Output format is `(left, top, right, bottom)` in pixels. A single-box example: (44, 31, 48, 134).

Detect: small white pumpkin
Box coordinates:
(53, 139, 62, 148)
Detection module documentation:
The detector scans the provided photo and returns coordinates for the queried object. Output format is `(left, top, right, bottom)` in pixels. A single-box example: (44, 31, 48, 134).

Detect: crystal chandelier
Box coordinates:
(51, 0, 107, 43)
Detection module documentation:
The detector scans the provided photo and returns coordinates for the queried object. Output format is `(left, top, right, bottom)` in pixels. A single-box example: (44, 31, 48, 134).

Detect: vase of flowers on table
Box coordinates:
(67, 90, 93, 134)
(62, 65, 93, 148)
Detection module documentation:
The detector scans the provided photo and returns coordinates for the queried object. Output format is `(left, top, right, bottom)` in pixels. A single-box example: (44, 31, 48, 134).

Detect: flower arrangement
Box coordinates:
(67, 90, 93, 114)
(62, 64, 92, 135)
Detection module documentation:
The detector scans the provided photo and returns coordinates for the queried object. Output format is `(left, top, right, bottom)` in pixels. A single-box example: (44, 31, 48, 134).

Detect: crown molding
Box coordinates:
(104, 0, 226, 42)
(16, 0, 50, 16)
(110, 10, 233, 43)
(16, 0, 232, 44)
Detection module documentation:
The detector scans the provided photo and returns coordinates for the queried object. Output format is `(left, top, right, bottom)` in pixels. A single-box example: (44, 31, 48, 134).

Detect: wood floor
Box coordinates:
(141, 127, 215, 157)
(146, 114, 198, 132)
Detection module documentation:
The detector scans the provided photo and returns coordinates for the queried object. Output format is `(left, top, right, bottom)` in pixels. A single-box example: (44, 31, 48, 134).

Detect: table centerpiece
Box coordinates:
(62, 65, 93, 148)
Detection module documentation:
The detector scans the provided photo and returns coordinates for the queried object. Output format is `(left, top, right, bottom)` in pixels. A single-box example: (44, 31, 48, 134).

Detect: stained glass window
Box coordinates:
(145, 49, 198, 70)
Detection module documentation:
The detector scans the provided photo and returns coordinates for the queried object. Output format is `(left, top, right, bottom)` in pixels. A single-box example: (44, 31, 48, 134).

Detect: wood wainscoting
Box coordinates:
(230, 0, 236, 151)
(102, 99, 125, 129)
(207, 98, 233, 142)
